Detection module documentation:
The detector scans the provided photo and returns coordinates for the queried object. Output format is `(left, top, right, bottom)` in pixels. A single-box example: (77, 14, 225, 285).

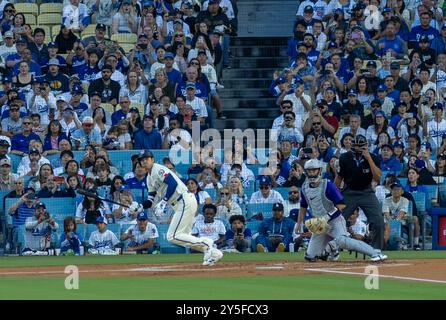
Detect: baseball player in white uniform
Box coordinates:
(136, 150, 223, 266)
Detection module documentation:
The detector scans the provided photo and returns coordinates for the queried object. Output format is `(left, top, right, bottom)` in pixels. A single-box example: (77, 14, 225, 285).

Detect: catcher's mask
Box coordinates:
(304, 159, 322, 184)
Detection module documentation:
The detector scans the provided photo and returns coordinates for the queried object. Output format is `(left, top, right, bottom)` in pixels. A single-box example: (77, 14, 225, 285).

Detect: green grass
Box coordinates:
(0, 251, 445, 299)
(1, 251, 445, 268)
(1, 275, 445, 300)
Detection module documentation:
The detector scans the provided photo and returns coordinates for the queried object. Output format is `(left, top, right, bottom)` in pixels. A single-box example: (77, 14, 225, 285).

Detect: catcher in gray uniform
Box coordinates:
(296, 159, 388, 262)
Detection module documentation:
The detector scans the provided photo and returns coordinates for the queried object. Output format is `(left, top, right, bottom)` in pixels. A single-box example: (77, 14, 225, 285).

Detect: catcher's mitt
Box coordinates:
(304, 217, 328, 234)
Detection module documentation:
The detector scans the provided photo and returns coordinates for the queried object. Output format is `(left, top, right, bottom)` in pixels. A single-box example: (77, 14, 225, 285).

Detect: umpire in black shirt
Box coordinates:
(335, 134, 384, 250)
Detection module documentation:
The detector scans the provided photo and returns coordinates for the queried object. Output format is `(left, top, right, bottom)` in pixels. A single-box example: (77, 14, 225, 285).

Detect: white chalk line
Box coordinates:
(314, 263, 413, 270)
(305, 267, 446, 285)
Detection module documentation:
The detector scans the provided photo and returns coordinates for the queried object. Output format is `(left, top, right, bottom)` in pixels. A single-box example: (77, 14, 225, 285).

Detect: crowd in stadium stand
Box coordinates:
(0, 0, 445, 256)
(0, 0, 242, 255)
(268, 0, 446, 252)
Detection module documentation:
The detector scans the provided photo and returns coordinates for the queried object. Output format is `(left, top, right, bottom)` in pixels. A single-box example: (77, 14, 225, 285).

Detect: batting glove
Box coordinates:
(154, 199, 167, 218)
(129, 201, 143, 214)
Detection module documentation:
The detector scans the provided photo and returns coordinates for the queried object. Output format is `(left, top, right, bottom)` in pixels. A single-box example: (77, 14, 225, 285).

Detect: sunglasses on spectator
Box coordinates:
(285, 117, 294, 121)
(15, 181, 23, 184)
(190, 62, 199, 65)
(259, 185, 270, 189)
(5, 9, 15, 13)
(23, 122, 31, 125)
(220, 192, 229, 195)
(312, 122, 322, 125)
(175, 34, 184, 37)
(10, 109, 19, 112)
(83, 123, 93, 127)
(282, 105, 292, 109)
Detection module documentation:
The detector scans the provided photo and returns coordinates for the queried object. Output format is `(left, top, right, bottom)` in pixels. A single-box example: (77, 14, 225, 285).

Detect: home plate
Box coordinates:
(256, 266, 284, 270)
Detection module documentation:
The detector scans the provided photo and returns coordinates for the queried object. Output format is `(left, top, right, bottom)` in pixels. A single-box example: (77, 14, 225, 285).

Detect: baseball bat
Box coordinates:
(77, 188, 131, 208)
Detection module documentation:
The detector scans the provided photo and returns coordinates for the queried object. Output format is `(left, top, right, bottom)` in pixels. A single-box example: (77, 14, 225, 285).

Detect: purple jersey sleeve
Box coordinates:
(300, 189, 309, 208)
(325, 181, 344, 205)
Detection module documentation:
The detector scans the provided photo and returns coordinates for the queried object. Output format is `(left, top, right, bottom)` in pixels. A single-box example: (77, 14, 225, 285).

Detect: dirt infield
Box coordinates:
(1, 259, 446, 283)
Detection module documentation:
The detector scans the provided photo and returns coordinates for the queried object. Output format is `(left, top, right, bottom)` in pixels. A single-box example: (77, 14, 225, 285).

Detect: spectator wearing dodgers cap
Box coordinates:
(249, 176, 285, 204)
(121, 211, 160, 254)
(70, 116, 102, 150)
(40, 41, 68, 74)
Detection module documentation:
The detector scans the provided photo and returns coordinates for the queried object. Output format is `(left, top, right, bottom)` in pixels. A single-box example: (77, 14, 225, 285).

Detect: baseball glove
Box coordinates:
(304, 217, 328, 234)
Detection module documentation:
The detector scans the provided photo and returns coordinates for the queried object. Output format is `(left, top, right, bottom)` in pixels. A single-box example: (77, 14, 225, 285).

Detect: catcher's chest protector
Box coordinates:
(302, 179, 337, 219)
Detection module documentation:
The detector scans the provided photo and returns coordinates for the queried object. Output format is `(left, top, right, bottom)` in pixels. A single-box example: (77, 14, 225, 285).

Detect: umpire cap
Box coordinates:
(352, 134, 367, 147)
(137, 149, 154, 160)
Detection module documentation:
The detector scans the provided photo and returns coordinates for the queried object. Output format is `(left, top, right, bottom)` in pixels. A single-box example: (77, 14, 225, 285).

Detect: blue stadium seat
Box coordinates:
(423, 185, 438, 209)
(205, 188, 218, 201)
(388, 220, 402, 250)
(156, 224, 187, 253)
(439, 184, 446, 207)
(274, 187, 289, 200)
(247, 203, 273, 220)
(412, 192, 426, 213)
(246, 220, 262, 234)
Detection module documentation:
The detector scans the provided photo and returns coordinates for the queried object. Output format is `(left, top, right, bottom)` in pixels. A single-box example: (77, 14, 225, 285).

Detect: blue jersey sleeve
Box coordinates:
(163, 173, 178, 201)
(325, 181, 344, 205)
(299, 189, 308, 208)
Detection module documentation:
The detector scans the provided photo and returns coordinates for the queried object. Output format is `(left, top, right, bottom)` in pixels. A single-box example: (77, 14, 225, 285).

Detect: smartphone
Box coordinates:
(351, 31, 360, 40)
(360, 69, 368, 74)
(302, 147, 313, 154)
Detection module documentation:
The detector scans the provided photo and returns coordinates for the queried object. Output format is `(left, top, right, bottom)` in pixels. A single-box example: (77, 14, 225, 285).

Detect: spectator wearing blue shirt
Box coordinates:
(255, 202, 295, 252)
(10, 116, 41, 156)
(164, 52, 182, 85)
(330, 53, 349, 91)
(134, 114, 162, 149)
(68, 84, 88, 118)
(39, 42, 68, 74)
(27, 28, 49, 66)
(389, 102, 409, 134)
(125, 161, 148, 189)
(380, 144, 402, 173)
(111, 96, 131, 125)
(71, 116, 102, 150)
(5, 38, 34, 74)
(10, 45, 41, 78)
(384, 75, 400, 105)
(7, 189, 39, 252)
(78, 49, 100, 83)
(409, 11, 440, 49)
(292, 52, 316, 90)
(66, 41, 87, 76)
(376, 21, 407, 59)
(45, 59, 70, 95)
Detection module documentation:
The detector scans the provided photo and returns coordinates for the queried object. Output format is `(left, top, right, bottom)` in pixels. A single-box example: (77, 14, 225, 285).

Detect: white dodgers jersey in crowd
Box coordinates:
(89, 230, 119, 251)
(125, 223, 159, 246)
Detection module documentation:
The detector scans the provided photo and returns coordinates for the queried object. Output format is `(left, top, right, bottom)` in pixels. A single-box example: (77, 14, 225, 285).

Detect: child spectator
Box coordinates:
(88, 216, 120, 255)
(224, 215, 252, 253)
(59, 216, 84, 255)
(192, 204, 226, 249)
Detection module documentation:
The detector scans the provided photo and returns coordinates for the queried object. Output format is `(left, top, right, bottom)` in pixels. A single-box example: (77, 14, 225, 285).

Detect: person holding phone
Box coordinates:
(224, 215, 252, 253)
